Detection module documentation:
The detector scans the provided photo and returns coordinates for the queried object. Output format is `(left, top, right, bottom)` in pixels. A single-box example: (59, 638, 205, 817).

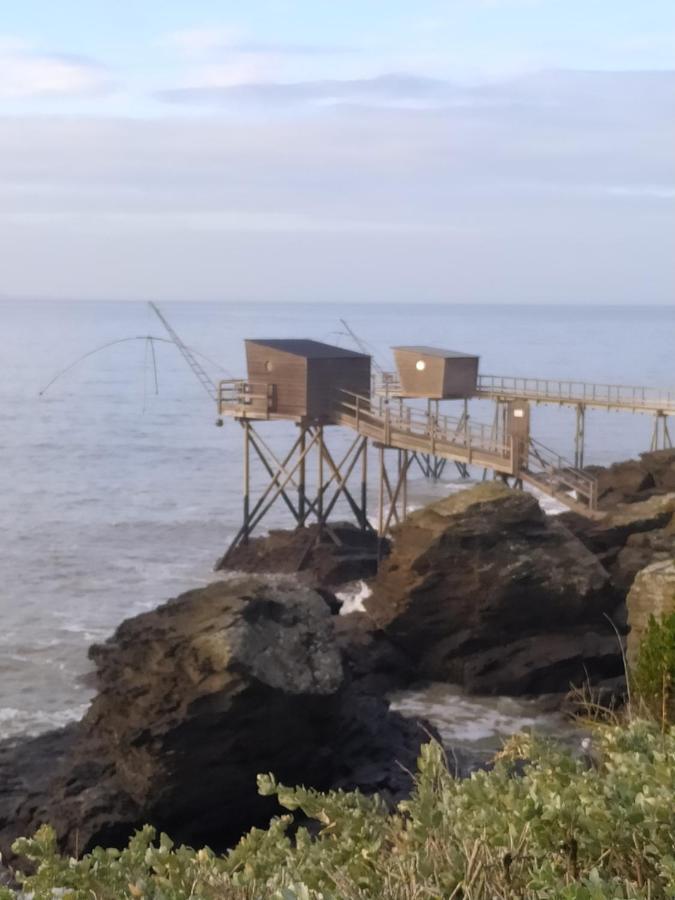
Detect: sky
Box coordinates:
(0, 0, 673, 304)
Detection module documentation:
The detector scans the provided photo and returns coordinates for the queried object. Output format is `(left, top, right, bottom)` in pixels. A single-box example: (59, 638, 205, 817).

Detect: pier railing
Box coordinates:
(336, 391, 513, 467)
(477, 375, 675, 413)
(373, 371, 675, 414)
(217, 380, 276, 416)
(520, 437, 598, 511)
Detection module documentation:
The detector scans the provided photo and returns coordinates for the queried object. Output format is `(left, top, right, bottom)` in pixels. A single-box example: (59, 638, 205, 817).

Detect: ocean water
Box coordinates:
(1, 300, 673, 742)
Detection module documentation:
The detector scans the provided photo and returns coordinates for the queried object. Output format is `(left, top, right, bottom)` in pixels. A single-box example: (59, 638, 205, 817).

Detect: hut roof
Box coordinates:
(393, 346, 477, 359)
(247, 339, 368, 360)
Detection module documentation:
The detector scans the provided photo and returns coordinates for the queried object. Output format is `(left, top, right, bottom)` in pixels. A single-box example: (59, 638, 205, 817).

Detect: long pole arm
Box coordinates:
(148, 302, 217, 400)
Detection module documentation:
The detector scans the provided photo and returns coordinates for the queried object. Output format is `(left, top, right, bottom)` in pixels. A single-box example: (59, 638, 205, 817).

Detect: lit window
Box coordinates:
(513, 408, 525, 418)
(415, 359, 426, 371)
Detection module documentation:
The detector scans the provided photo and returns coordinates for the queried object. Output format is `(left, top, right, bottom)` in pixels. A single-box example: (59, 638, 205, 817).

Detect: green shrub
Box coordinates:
(2, 722, 674, 899)
(631, 612, 675, 726)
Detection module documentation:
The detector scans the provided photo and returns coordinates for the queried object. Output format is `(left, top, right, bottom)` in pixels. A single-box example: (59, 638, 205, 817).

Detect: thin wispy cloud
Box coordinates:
(164, 27, 355, 58)
(0, 36, 111, 99)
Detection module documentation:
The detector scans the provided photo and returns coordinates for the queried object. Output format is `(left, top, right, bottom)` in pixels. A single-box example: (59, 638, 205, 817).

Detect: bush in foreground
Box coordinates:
(631, 612, 675, 727)
(2, 721, 674, 899)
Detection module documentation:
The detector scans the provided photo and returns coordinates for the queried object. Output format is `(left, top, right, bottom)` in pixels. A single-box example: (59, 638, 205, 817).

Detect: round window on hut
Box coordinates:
(415, 359, 426, 371)
(264, 360, 273, 372)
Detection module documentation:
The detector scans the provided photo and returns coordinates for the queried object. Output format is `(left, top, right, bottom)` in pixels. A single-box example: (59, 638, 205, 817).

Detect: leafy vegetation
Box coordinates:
(2, 721, 674, 899)
(631, 612, 675, 727)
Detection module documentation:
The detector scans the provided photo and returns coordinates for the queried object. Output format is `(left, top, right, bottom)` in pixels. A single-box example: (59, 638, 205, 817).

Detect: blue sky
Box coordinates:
(0, 0, 673, 301)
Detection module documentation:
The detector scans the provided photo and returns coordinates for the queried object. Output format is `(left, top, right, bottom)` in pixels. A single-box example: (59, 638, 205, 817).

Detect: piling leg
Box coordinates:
(298, 427, 306, 525)
(651, 413, 673, 451)
(377, 445, 385, 563)
(360, 437, 368, 531)
(575, 404, 586, 469)
(317, 425, 325, 531)
(243, 421, 251, 544)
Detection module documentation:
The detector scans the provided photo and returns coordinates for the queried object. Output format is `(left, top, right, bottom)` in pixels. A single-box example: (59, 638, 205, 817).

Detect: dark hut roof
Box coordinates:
(246, 339, 368, 359)
(393, 346, 478, 359)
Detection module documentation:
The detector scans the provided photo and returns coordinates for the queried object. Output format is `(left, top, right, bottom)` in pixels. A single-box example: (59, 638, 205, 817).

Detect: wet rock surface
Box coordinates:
(0, 577, 429, 863)
(365, 483, 624, 694)
(219, 522, 387, 588)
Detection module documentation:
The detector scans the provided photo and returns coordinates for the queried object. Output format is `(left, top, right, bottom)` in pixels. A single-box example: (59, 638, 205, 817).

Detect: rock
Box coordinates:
(334, 612, 416, 695)
(626, 560, 675, 667)
(588, 459, 654, 508)
(0, 726, 80, 877)
(365, 483, 623, 694)
(0, 576, 429, 863)
(614, 524, 675, 591)
(585, 449, 675, 509)
(560, 494, 675, 586)
(640, 449, 675, 493)
(219, 523, 388, 588)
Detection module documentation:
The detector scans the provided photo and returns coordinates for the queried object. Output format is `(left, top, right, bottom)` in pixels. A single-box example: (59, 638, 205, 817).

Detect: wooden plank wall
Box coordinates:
(441, 358, 479, 398)
(245, 342, 307, 417)
(394, 349, 478, 398)
(307, 357, 371, 420)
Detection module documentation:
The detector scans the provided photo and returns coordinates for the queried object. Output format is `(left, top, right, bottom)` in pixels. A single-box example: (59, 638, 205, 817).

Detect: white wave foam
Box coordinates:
(0, 704, 89, 740)
(336, 579, 372, 614)
(390, 682, 573, 751)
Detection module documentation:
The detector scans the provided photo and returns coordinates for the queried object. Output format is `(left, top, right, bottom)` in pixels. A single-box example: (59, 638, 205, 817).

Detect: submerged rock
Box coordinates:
(626, 559, 675, 668)
(0, 577, 428, 862)
(365, 483, 623, 694)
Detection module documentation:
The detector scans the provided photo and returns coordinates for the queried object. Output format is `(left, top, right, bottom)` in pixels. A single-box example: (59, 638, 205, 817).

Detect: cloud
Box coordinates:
(0, 36, 111, 99)
(163, 26, 355, 59)
(155, 67, 675, 114)
(163, 27, 243, 57)
(157, 73, 456, 107)
(0, 68, 672, 302)
(161, 27, 361, 92)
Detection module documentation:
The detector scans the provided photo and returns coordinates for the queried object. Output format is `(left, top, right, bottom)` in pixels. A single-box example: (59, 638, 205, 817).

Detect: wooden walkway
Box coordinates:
(334, 392, 599, 516)
(476, 375, 675, 415)
(378, 373, 675, 415)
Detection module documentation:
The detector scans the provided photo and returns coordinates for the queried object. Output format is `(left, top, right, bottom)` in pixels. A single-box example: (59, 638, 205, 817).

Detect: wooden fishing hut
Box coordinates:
(244, 339, 370, 421)
(392, 346, 479, 399)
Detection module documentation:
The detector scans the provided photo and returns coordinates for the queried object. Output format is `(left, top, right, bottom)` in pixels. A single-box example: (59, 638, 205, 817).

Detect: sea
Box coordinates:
(1, 300, 673, 751)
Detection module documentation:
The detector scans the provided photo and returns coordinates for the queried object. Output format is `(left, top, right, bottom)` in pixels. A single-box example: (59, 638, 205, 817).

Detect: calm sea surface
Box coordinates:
(1, 301, 673, 743)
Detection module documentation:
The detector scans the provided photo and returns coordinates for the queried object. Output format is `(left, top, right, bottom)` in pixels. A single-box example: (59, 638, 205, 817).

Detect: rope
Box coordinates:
(38, 335, 228, 398)
(38, 336, 174, 396)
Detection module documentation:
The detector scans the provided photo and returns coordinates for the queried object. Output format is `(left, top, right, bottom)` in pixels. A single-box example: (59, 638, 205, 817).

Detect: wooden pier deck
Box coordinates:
(378, 373, 675, 416)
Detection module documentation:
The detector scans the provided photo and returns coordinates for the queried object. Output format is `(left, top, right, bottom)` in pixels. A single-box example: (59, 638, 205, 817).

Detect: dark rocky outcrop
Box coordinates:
(334, 611, 416, 695)
(586, 448, 675, 509)
(0, 577, 429, 864)
(560, 494, 675, 592)
(220, 523, 387, 588)
(364, 483, 624, 694)
(614, 519, 675, 592)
